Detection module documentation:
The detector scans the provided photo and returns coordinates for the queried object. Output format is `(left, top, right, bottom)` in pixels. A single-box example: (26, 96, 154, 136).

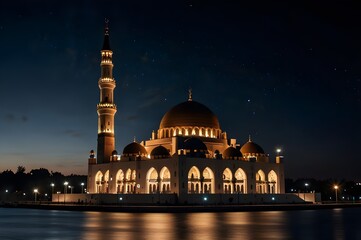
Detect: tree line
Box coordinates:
(0, 166, 86, 202)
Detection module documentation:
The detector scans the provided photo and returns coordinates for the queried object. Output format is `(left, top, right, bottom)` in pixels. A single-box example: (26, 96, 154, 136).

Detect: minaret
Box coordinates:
(96, 19, 117, 163)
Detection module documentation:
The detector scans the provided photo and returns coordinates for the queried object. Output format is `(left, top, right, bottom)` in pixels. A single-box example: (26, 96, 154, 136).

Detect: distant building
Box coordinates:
(87, 22, 285, 204)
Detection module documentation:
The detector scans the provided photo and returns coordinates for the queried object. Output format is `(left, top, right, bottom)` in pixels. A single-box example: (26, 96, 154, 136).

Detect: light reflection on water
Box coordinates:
(1, 207, 361, 240)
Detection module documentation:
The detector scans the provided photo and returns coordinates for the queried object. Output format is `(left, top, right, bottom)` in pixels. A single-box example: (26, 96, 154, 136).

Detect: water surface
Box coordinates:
(1, 207, 360, 239)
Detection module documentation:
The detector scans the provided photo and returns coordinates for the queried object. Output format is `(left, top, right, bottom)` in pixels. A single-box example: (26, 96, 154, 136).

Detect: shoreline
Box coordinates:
(2, 202, 361, 213)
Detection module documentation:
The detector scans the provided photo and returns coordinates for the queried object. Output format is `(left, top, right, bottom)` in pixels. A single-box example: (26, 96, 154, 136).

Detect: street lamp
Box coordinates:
(68, 185, 73, 194)
(51, 183, 55, 194)
(81, 183, 84, 193)
(304, 183, 309, 201)
(64, 181, 68, 203)
(334, 185, 338, 203)
(276, 148, 281, 155)
(34, 189, 38, 203)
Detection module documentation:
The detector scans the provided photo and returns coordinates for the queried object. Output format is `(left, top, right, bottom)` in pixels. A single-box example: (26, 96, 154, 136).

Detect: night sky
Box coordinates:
(0, 1, 360, 179)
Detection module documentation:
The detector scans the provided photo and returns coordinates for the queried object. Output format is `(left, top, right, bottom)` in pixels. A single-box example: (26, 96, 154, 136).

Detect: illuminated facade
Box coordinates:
(87, 23, 285, 203)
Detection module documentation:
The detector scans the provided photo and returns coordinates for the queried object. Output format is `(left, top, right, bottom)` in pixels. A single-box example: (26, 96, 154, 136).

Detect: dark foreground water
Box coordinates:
(1, 207, 361, 240)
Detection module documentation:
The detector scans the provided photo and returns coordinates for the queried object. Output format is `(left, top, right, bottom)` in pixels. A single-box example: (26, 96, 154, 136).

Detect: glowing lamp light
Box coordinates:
(203, 197, 207, 201)
(272, 197, 275, 201)
(119, 197, 123, 201)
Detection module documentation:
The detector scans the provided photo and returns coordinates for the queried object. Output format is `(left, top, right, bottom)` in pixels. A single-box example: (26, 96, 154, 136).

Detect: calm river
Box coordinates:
(1, 207, 361, 239)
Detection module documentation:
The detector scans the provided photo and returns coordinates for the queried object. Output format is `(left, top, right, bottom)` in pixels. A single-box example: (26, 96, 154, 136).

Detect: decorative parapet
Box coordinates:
(97, 103, 117, 110)
(99, 77, 115, 83)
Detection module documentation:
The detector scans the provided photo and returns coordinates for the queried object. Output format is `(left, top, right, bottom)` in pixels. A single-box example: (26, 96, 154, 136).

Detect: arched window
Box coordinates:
(188, 166, 200, 193)
(268, 170, 278, 193)
(125, 169, 135, 193)
(223, 168, 233, 193)
(104, 170, 110, 193)
(235, 168, 247, 193)
(95, 171, 103, 193)
(116, 169, 124, 193)
(160, 167, 171, 193)
(146, 168, 158, 193)
(256, 170, 266, 193)
(203, 167, 215, 193)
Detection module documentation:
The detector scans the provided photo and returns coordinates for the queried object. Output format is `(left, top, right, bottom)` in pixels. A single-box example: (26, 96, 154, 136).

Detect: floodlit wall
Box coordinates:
(52, 193, 306, 205)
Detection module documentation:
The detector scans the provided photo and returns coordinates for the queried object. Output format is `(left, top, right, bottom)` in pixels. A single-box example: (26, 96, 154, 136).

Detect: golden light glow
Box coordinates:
(100, 77, 114, 82)
(97, 103, 117, 109)
(334, 185, 338, 190)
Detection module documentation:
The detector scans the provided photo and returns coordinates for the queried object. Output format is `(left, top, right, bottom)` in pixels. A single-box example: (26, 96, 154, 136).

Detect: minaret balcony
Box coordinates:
(97, 103, 117, 110)
(99, 77, 115, 82)
(101, 59, 113, 64)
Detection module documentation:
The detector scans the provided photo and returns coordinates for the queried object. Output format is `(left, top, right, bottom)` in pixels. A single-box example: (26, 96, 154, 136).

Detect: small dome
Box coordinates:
(184, 137, 208, 151)
(241, 140, 265, 155)
(150, 146, 170, 157)
(112, 150, 118, 155)
(123, 142, 147, 156)
(223, 147, 242, 159)
(89, 150, 95, 158)
(159, 100, 220, 130)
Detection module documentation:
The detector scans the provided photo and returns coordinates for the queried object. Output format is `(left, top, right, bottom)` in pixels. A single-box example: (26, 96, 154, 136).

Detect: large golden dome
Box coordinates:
(159, 100, 220, 129)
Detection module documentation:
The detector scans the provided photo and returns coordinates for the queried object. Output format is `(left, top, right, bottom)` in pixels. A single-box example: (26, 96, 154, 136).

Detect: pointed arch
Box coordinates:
(268, 170, 278, 194)
(203, 167, 215, 193)
(95, 171, 103, 193)
(116, 169, 124, 193)
(199, 127, 204, 136)
(160, 166, 171, 193)
(146, 167, 158, 193)
(223, 168, 233, 193)
(256, 169, 267, 193)
(235, 168, 247, 193)
(188, 166, 201, 193)
(104, 170, 110, 193)
(125, 168, 135, 193)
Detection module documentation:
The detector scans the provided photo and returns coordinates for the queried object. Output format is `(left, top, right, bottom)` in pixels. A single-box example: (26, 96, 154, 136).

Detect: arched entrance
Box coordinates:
(202, 167, 214, 193)
(125, 169, 136, 193)
(235, 168, 247, 193)
(95, 171, 103, 193)
(146, 168, 158, 193)
(188, 166, 201, 193)
(223, 168, 233, 193)
(160, 167, 171, 193)
(256, 170, 267, 193)
(116, 169, 124, 193)
(268, 170, 278, 193)
(104, 170, 110, 193)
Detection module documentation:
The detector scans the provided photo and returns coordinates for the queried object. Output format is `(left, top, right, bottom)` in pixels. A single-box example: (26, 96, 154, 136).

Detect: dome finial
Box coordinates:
(104, 18, 109, 35)
(248, 134, 252, 142)
(102, 18, 111, 50)
(188, 88, 192, 101)
(133, 136, 136, 142)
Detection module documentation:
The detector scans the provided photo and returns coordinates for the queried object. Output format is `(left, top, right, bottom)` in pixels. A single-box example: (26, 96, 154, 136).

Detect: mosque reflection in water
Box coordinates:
(81, 211, 289, 240)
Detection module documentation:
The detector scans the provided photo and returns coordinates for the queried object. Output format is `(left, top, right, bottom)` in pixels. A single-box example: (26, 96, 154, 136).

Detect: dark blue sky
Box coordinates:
(0, 1, 360, 179)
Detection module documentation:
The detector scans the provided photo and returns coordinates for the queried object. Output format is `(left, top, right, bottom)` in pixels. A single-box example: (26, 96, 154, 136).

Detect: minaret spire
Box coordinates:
(248, 134, 252, 142)
(102, 18, 111, 50)
(188, 88, 192, 101)
(96, 20, 117, 163)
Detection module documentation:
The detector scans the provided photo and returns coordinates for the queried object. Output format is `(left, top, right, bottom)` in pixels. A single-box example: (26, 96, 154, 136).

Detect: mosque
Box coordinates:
(85, 23, 290, 204)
